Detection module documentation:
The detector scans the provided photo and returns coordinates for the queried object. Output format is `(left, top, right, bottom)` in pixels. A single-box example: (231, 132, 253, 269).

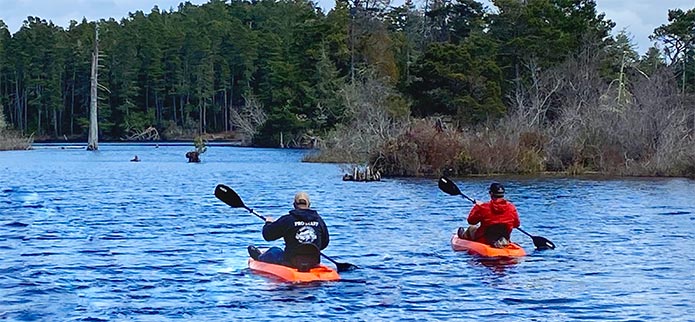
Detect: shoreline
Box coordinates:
(11, 142, 695, 180)
(429, 172, 694, 181)
(30, 141, 244, 148)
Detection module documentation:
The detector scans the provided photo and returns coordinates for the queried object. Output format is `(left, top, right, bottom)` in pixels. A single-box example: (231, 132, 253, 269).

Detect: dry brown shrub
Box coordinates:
(0, 106, 32, 150)
(374, 136, 420, 176)
(565, 161, 587, 175)
(458, 128, 521, 174)
(518, 148, 544, 174)
(519, 130, 546, 150)
(596, 145, 627, 174)
(373, 119, 463, 176)
(625, 69, 695, 176)
(538, 49, 695, 177)
(303, 140, 366, 164)
(0, 129, 33, 151)
(679, 153, 695, 178)
(454, 149, 478, 175)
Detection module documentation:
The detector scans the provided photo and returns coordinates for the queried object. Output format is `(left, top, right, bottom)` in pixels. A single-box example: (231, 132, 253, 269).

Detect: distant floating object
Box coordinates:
(130, 155, 141, 162)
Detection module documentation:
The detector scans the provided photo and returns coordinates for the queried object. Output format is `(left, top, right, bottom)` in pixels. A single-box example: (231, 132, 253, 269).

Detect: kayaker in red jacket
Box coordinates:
(248, 192, 329, 269)
(458, 182, 520, 248)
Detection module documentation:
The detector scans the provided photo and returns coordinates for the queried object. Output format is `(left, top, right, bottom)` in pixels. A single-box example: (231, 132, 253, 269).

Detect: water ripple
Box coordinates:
(1, 145, 694, 320)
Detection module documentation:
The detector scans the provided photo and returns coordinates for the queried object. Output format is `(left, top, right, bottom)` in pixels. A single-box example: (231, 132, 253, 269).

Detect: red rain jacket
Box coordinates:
(467, 198, 520, 243)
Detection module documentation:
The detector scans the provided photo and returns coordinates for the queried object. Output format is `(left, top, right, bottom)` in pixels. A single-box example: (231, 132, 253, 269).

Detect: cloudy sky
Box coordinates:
(0, 0, 692, 53)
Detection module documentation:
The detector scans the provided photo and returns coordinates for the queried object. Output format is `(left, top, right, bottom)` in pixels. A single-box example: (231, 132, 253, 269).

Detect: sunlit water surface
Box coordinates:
(1, 144, 694, 321)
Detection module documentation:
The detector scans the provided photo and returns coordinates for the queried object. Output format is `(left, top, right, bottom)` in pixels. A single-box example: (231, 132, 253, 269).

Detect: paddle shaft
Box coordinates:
(515, 227, 534, 239)
(458, 193, 476, 204)
(461, 193, 475, 204)
(319, 253, 344, 267)
(244, 207, 266, 221)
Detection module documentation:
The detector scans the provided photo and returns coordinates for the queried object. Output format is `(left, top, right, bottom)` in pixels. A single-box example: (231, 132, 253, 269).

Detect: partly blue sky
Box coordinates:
(0, 0, 692, 54)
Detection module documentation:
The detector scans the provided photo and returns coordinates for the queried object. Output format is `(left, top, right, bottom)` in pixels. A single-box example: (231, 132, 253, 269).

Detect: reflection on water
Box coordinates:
(473, 257, 522, 275)
(1, 144, 694, 320)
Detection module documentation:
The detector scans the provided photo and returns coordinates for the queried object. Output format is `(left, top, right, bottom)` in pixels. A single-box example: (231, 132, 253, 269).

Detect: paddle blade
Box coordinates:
(214, 184, 246, 208)
(321, 253, 358, 273)
(336, 262, 359, 273)
(532, 236, 556, 250)
(438, 176, 462, 196)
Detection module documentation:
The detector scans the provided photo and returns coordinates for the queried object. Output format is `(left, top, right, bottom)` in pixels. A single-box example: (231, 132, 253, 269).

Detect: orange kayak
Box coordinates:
(451, 235, 526, 257)
(247, 258, 340, 283)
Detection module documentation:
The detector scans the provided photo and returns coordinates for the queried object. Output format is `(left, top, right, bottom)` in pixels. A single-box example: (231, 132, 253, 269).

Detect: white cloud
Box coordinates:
(602, 6, 656, 51)
(0, 0, 206, 33)
(598, 0, 693, 53)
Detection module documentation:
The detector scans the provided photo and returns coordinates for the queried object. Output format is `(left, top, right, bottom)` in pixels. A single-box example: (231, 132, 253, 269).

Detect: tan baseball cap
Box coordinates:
(294, 192, 311, 208)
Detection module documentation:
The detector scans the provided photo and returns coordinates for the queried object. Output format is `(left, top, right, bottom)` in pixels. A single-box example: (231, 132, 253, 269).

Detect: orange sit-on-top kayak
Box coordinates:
(451, 234, 526, 257)
(248, 258, 340, 283)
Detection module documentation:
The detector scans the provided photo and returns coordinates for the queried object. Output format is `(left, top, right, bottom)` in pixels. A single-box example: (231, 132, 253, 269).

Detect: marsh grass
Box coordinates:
(0, 130, 33, 151)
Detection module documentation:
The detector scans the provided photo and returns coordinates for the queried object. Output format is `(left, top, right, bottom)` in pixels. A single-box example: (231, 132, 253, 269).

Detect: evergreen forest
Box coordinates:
(1, 0, 694, 177)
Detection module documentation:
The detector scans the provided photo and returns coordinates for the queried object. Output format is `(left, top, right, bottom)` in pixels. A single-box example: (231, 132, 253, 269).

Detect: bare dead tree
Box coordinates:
(537, 46, 695, 176)
(308, 69, 409, 164)
(87, 24, 99, 151)
(627, 67, 694, 174)
(125, 126, 160, 141)
(0, 104, 6, 130)
(340, 69, 406, 149)
(229, 95, 267, 146)
(540, 46, 607, 170)
(508, 57, 565, 131)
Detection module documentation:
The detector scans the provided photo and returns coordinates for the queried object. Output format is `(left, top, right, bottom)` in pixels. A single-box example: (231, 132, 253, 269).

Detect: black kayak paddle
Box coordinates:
(438, 176, 556, 250)
(214, 184, 359, 272)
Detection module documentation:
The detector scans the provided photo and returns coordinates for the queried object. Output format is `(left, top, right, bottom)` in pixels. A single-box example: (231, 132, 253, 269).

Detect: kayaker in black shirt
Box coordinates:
(248, 192, 329, 267)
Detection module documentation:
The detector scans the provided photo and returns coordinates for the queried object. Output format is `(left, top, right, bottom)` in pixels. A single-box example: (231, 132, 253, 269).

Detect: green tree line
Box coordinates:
(0, 0, 693, 152)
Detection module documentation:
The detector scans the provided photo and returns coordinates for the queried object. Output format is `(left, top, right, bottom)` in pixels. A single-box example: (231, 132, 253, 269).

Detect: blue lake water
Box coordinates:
(1, 144, 694, 321)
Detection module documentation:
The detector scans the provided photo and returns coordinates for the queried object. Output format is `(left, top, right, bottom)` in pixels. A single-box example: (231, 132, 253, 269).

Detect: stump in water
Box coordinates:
(186, 136, 207, 163)
(342, 166, 381, 182)
(186, 151, 200, 163)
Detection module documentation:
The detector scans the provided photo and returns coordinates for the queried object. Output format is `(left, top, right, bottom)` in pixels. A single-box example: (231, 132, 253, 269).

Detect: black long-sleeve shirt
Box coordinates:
(262, 208, 329, 256)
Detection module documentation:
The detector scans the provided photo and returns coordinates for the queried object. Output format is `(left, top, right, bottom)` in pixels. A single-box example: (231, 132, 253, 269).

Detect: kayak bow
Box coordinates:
(248, 258, 340, 283)
(451, 234, 526, 257)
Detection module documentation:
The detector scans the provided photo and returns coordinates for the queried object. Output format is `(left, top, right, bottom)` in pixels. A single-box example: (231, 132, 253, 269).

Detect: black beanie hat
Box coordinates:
(489, 182, 505, 197)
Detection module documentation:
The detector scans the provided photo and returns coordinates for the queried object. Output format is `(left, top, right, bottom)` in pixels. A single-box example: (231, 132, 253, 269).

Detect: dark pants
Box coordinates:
(259, 247, 286, 265)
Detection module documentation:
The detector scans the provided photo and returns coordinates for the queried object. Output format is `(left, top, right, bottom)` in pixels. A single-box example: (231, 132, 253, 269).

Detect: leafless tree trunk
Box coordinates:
(508, 57, 564, 131)
(87, 25, 99, 151)
(229, 95, 267, 146)
(307, 69, 409, 164)
(0, 103, 6, 130)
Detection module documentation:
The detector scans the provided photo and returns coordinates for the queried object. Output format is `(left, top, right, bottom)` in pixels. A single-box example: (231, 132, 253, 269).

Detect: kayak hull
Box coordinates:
(451, 235, 526, 257)
(247, 258, 340, 283)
